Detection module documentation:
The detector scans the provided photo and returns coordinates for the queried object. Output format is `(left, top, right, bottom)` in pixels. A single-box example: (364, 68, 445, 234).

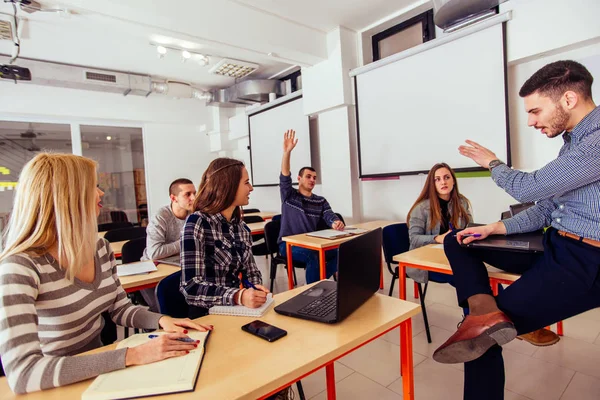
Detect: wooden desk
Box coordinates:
(0, 283, 421, 400)
(393, 245, 563, 335)
(119, 263, 180, 293)
(245, 212, 277, 220)
(98, 231, 107, 238)
(108, 240, 127, 258)
(282, 220, 398, 290)
(247, 221, 267, 235)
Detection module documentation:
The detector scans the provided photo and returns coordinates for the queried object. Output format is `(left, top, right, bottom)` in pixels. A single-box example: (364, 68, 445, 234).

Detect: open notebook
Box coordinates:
(116, 261, 157, 277)
(82, 331, 210, 400)
(307, 228, 369, 240)
(209, 293, 274, 317)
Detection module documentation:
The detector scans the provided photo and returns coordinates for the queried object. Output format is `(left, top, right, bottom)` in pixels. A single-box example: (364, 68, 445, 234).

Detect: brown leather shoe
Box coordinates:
(433, 311, 517, 364)
(517, 328, 560, 346)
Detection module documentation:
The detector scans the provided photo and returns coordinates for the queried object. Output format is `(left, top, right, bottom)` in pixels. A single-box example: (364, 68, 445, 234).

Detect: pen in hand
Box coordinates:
(242, 278, 265, 292)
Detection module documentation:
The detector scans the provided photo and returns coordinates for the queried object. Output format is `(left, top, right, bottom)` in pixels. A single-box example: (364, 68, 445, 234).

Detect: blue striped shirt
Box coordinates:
(494, 105, 600, 241)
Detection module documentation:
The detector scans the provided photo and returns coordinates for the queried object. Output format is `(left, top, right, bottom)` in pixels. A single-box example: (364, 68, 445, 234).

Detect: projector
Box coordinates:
(0, 64, 32, 81)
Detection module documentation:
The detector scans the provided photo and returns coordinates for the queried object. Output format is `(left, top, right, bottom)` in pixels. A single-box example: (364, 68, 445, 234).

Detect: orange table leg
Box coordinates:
(287, 243, 294, 290)
(326, 363, 336, 400)
(491, 279, 499, 296)
(380, 262, 384, 290)
(319, 249, 326, 281)
(557, 321, 564, 336)
(413, 282, 419, 299)
(399, 265, 407, 300)
(400, 318, 415, 400)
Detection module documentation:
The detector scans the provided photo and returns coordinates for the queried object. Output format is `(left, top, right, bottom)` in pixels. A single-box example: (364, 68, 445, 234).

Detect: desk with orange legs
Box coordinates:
(0, 282, 421, 400)
(393, 244, 564, 335)
(282, 220, 399, 290)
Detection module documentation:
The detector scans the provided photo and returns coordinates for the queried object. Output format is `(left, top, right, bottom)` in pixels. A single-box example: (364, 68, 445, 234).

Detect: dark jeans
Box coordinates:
(279, 243, 338, 284)
(443, 228, 600, 400)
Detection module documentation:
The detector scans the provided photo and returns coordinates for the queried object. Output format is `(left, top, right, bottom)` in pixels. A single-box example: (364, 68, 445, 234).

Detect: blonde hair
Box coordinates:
(0, 153, 99, 280)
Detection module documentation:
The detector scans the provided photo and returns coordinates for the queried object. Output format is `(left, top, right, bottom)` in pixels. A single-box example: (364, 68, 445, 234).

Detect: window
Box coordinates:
(372, 10, 435, 61)
(0, 122, 72, 242)
(80, 126, 147, 226)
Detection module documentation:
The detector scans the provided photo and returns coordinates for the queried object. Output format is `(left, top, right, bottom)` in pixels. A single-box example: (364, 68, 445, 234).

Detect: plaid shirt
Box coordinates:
(494, 105, 600, 241)
(180, 211, 262, 309)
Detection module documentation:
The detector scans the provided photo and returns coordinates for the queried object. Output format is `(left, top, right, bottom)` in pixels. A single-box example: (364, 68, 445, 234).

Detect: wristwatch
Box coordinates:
(488, 159, 505, 170)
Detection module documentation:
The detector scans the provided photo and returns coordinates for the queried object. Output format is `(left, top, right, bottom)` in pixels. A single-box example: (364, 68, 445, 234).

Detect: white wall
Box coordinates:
(0, 83, 212, 217)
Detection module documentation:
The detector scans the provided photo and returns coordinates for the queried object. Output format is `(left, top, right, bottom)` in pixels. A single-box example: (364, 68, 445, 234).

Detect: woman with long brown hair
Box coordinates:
(406, 163, 472, 283)
(0, 153, 211, 394)
(180, 158, 269, 319)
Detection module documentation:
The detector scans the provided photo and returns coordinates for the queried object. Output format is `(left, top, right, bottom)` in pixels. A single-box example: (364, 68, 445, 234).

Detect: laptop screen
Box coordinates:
(336, 228, 382, 322)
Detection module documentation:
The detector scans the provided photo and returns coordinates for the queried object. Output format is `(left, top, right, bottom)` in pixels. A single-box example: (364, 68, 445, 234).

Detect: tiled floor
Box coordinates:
(258, 255, 600, 400)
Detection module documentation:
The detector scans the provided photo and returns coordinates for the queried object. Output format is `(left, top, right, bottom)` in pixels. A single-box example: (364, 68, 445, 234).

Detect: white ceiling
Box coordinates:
(233, 0, 422, 32)
(0, 0, 422, 89)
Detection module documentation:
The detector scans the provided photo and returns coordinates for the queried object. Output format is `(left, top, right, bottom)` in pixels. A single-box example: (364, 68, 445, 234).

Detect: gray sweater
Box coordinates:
(141, 204, 186, 261)
(407, 197, 472, 283)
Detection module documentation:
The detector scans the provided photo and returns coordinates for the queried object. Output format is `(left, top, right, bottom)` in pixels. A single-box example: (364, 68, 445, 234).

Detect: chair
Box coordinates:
(121, 237, 147, 264)
(382, 223, 453, 344)
(272, 214, 281, 221)
(264, 219, 305, 292)
(110, 210, 129, 223)
(316, 212, 346, 230)
(244, 215, 269, 256)
(103, 227, 147, 243)
(155, 271, 189, 318)
(98, 221, 133, 232)
(242, 208, 260, 214)
(100, 311, 118, 346)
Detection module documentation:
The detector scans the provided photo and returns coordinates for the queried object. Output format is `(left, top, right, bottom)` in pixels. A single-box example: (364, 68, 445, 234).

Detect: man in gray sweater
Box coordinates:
(140, 178, 196, 310)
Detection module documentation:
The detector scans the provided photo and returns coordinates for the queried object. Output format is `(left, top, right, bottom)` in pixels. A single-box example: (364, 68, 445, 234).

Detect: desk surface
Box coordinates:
(247, 221, 267, 234)
(98, 231, 107, 238)
(245, 212, 277, 220)
(393, 244, 521, 282)
(283, 220, 399, 249)
(108, 240, 127, 256)
(0, 283, 420, 400)
(119, 262, 180, 291)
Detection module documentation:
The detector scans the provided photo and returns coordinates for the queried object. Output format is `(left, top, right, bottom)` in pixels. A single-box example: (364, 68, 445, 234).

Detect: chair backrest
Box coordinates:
(500, 210, 511, 220)
(103, 227, 147, 243)
(316, 213, 346, 230)
(243, 215, 265, 224)
(98, 221, 133, 232)
(155, 271, 189, 318)
(272, 214, 281, 221)
(121, 237, 147, 264)
(242, 208, 260, 214)
(264, 219, 281, 257)
(110, 210, 129, 223)
(382, 223, 410, 264)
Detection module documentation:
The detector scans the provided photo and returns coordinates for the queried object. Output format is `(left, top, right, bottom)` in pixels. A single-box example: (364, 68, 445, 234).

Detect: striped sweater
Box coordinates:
(0, 238, 163, 394)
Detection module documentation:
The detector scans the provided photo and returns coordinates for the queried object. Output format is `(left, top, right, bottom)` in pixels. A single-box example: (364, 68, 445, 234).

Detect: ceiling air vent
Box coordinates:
(208, 58, 258, 79)
(84, 71, 117, 83)
(0, 20, 13, 41)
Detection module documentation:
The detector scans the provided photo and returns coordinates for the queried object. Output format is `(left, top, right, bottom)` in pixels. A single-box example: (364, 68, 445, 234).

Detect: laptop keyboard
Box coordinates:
(297, 291, 337, 318)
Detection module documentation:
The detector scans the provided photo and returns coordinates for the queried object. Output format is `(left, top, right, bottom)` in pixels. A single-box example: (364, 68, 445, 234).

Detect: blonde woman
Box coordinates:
(0, 153, 212, 394)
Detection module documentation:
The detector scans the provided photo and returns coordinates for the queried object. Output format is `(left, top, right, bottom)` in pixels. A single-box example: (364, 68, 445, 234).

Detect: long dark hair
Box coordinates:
(193, 158, 245, 220)
(407, 163, 471, 230)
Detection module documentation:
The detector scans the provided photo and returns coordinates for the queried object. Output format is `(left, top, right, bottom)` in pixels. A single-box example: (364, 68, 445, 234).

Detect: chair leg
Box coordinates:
(418, 282, 432, 344)
(414, 281, 419, 299)
(296, 380, 306, 400)
(388, 266, 398, 297)
(292, 267, 298, 286)
(269, 259, 277, 293)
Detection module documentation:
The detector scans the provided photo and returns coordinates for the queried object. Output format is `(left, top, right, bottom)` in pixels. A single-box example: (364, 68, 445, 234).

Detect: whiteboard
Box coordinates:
(249, 97, 311, 186)
(355, 23, 509, 177)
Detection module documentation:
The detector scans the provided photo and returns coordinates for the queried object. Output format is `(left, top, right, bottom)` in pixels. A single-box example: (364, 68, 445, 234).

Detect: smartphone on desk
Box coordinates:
(241, 320, 287, 342)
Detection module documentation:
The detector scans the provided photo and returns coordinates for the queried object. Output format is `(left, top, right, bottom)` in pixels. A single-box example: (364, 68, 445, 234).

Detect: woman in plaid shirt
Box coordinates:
(180, 158, 270, 319)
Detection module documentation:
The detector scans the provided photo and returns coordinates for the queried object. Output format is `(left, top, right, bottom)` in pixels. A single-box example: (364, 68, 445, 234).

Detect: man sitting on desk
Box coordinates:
(432, 60, 600, 400)
(139, 178, 196, 310)
(278, 129, 345, 284)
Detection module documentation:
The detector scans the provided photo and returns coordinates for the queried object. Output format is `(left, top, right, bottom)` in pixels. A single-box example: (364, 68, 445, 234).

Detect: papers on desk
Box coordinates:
(307, 228, 369, 240)
(116, 261, 157, 277)
(83, 331, 210, 400)
(209, 293, 274, 317)
(431, 244, 444, 249)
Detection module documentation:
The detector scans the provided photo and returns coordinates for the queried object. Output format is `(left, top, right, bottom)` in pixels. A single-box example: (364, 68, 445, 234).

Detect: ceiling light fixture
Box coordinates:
(150, 43, 211, 67)
(156, 46, 167, 58)
(106, 136, 112, 141)
(208, 58, 258, 79)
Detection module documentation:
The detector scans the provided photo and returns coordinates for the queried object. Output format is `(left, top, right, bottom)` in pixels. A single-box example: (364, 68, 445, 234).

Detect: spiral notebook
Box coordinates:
(209, 293, 274, 317)
(82, 330, 210, 400)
